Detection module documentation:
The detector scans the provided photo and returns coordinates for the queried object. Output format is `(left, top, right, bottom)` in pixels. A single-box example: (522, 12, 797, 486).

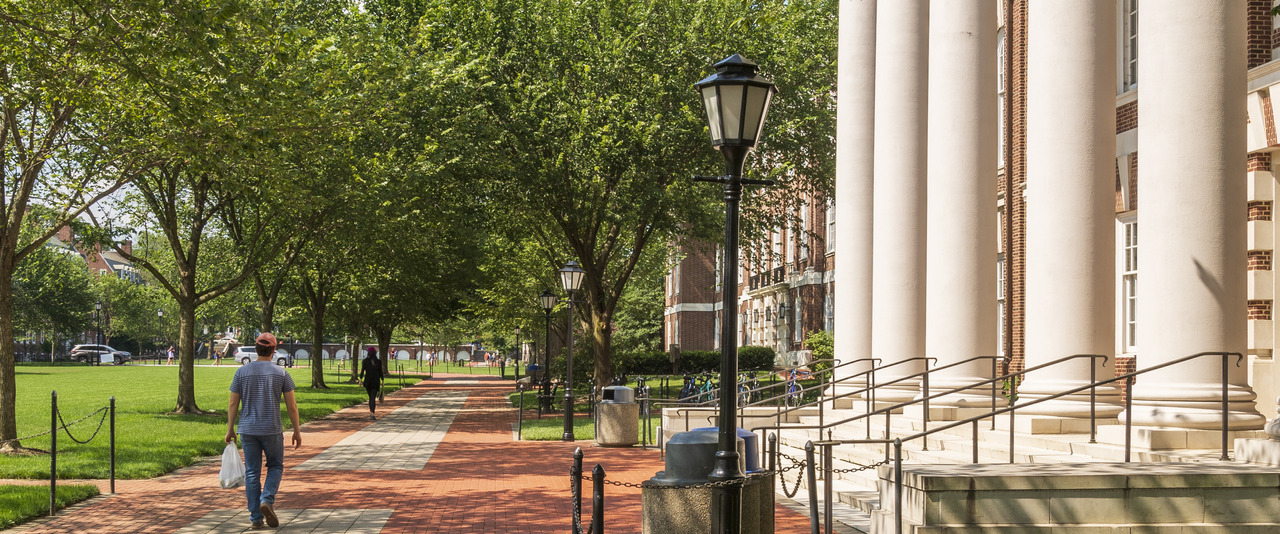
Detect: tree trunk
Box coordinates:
(172, 296, 206, 414)
(590, 305, 613, 394)
(375, 326, 393, 376)
(0, 263, 20, 451)
(310, 298, 327, 389)
(260, 296, 276, 334)
(349, 336, 362, 383)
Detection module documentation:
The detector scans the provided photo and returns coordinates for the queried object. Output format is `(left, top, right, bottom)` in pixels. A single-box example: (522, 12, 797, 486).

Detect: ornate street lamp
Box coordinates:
(94, 301, 103, 346)
(156, 308, 164, 347)
(514, 326, 522, 381)
(539, 289, 557, 414)
(558, 260, 586, 441)
(694, 53, 777, 534)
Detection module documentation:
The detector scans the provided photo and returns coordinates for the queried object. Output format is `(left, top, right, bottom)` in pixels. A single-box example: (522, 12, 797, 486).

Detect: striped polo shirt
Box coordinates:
(229, 361, 296, 435)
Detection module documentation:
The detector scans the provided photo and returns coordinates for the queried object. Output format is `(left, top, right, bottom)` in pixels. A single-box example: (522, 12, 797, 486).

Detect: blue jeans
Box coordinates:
(241, 433, 284, 523)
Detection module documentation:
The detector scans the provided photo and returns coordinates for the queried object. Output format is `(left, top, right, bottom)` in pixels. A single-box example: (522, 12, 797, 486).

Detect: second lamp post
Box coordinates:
(558, 260, 585, 441)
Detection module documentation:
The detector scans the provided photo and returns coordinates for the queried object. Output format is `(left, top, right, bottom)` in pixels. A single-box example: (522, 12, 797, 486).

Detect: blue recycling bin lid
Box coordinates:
(691, 427, 760, 473)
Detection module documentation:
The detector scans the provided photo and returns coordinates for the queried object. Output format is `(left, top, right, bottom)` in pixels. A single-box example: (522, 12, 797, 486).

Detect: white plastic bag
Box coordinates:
(219, 443, 244, 489)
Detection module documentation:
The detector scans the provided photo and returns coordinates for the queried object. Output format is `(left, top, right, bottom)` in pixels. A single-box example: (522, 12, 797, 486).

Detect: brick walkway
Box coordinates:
(7, 375, 814, 533)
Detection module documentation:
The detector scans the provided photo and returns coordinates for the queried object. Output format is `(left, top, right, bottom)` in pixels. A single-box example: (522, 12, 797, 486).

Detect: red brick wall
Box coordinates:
(1249, 0, 1273, 69)
(1005, 0, 1028, 372)
(1116, 101, 1137, 133)
(1249, 250, 1274, 271)
(1249, 152, 1272, 172)
(1249, 299, 1273, 321)
(1249, 201, 1273, 221)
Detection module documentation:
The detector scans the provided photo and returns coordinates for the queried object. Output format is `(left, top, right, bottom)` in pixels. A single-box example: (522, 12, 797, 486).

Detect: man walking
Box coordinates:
(225, 333, 302, 529)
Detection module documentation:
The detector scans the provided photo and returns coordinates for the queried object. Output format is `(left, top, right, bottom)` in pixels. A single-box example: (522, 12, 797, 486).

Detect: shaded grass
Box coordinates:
(1, 365, 408, 479)
(0, 484, 99, 529)
(518, 415, 661, 441)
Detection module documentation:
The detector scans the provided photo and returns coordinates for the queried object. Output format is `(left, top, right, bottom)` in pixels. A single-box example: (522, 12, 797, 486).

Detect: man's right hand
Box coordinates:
(224, 429, 236, 444)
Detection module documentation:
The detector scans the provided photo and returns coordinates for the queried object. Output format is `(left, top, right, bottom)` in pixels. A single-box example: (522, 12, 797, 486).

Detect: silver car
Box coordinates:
(69, 344, 132, 365)
(234, 346, 293, 367)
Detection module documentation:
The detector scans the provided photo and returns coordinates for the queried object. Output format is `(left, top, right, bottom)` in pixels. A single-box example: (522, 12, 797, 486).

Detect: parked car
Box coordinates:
(234, 346, 293, 367)
(69, 344, 132, 365)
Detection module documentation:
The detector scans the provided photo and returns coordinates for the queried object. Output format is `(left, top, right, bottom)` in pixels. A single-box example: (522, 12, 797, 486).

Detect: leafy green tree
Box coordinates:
(0, 0, 146, 450)
(11, 240, 94, 342)
(413, 0, 837, 388)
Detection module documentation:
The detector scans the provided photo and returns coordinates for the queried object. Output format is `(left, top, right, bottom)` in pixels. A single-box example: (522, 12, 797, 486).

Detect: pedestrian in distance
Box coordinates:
(166, 345, 175, 365)
(225, 332, 302, 530)
(359, 346, 383, 420)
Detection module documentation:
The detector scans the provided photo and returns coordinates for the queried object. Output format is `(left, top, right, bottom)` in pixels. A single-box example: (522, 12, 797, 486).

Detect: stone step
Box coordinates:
(871, 462, 1280, 533)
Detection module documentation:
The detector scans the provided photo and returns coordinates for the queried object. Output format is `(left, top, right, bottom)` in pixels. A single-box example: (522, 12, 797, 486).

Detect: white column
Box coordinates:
(833, 0, 876, 393)
(1018, 1, 1121, 417)
(925, 0, 998, 410)
(1127, 1, 1264, 430)
(871, 0, 927, 403)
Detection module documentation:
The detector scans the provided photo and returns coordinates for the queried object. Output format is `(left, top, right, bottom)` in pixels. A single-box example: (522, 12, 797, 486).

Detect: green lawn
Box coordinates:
(0, 364, 411, 479)
(0, 484, 99, 529)
(518, 414, 661, 441)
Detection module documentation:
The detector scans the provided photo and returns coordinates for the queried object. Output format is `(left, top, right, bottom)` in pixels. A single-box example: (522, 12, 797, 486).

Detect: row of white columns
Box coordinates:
(831, 0, 1263, 430)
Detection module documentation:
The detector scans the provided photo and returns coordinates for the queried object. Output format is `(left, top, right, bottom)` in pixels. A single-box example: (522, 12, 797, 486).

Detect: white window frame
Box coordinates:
(996, 253, 1006, 356)
(1119, 215, 1138, 353)
(1120, 0, 1138, 92)
(823, 286, 835, 332)
(799, 200, 809, 260)
(794, 297, 802, 342)
(785, 225, 794, 264)
(825, 199, 836, 253)
(997, 26, 1006, 167)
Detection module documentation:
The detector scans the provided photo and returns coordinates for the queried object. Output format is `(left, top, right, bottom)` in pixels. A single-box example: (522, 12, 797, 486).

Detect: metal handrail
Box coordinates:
(755, 353, 1108, 469)
(788, 350, 1246, 534)
(667, 357, 915, 432)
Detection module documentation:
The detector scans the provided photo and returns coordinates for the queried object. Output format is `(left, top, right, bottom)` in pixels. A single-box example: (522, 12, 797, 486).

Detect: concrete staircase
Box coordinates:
(769, 402, 1270, 533)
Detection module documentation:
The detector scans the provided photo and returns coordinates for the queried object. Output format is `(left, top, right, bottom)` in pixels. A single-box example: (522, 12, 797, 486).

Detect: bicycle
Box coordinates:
(697, 372, 717, 403)
(678, 374, 698, 403)
(784, 368, 811, 406)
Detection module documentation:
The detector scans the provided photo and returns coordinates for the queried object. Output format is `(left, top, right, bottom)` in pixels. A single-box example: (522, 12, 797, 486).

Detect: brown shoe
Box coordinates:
(251, 520, 265, 530)
(259, 502, 278, 528)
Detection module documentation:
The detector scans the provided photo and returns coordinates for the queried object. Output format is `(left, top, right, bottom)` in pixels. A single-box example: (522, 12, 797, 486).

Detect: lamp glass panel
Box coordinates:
(742, 85, 768, 143)
(719, 84, 745, 141)
(701, 86, 723, 143)
(539, 292, 557, 310)
(560, 267, 585, 291)
(754, 87, 775, 143)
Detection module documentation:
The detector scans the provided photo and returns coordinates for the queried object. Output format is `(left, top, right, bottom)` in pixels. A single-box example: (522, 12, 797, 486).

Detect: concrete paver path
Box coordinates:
(7, 375, 814, 533)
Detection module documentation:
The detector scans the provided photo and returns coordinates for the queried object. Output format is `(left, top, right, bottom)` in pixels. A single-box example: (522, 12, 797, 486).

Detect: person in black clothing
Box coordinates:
(359, 346, 383, 420)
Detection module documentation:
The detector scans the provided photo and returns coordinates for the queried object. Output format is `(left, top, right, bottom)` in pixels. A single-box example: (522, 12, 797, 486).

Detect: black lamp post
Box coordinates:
(156, 309, 163, 346)
(94, 301, 103, 346)
(539, 289, 557, 413)
(514, 327, 522, 381)
(694, 53, 777, 534)
(558, 261, 585, 441)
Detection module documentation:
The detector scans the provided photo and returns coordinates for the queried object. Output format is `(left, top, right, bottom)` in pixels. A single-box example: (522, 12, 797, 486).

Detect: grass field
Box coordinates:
(0, 484, 99, 529)
(516, 415, 662, 441)
(0, 363, 414, 480)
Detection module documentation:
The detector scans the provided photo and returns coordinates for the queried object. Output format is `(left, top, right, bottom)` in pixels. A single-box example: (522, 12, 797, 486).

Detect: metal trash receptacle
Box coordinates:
(597, 386, 638, 446)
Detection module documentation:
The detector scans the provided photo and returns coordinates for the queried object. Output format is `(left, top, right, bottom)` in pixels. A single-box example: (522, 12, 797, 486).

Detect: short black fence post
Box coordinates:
(517, 385, 524, 441)
(110, 396, 116, 493)
(805, 441, 818, 534)
(572, 448, 583, 534)
(49, 390, 57, 517)
(591, 464, 605, 534)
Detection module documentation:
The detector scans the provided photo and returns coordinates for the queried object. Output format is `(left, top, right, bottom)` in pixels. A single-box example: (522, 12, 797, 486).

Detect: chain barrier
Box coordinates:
(830, 458, 890, 475)
(780, 461, 807, 498)
(0, 406, 109, 446)
(57, 407, 109, 444)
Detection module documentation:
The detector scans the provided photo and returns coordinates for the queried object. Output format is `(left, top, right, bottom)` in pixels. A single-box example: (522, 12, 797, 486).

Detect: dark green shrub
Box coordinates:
(680, 350, 721, 373)
(737, 345, 775, 371)
(803, 330, 834, 374)
(614, 351, 670, 376)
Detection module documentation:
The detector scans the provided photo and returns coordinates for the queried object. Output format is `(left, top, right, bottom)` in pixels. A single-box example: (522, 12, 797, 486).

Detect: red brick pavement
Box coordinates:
(8, 374, 812, 533)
